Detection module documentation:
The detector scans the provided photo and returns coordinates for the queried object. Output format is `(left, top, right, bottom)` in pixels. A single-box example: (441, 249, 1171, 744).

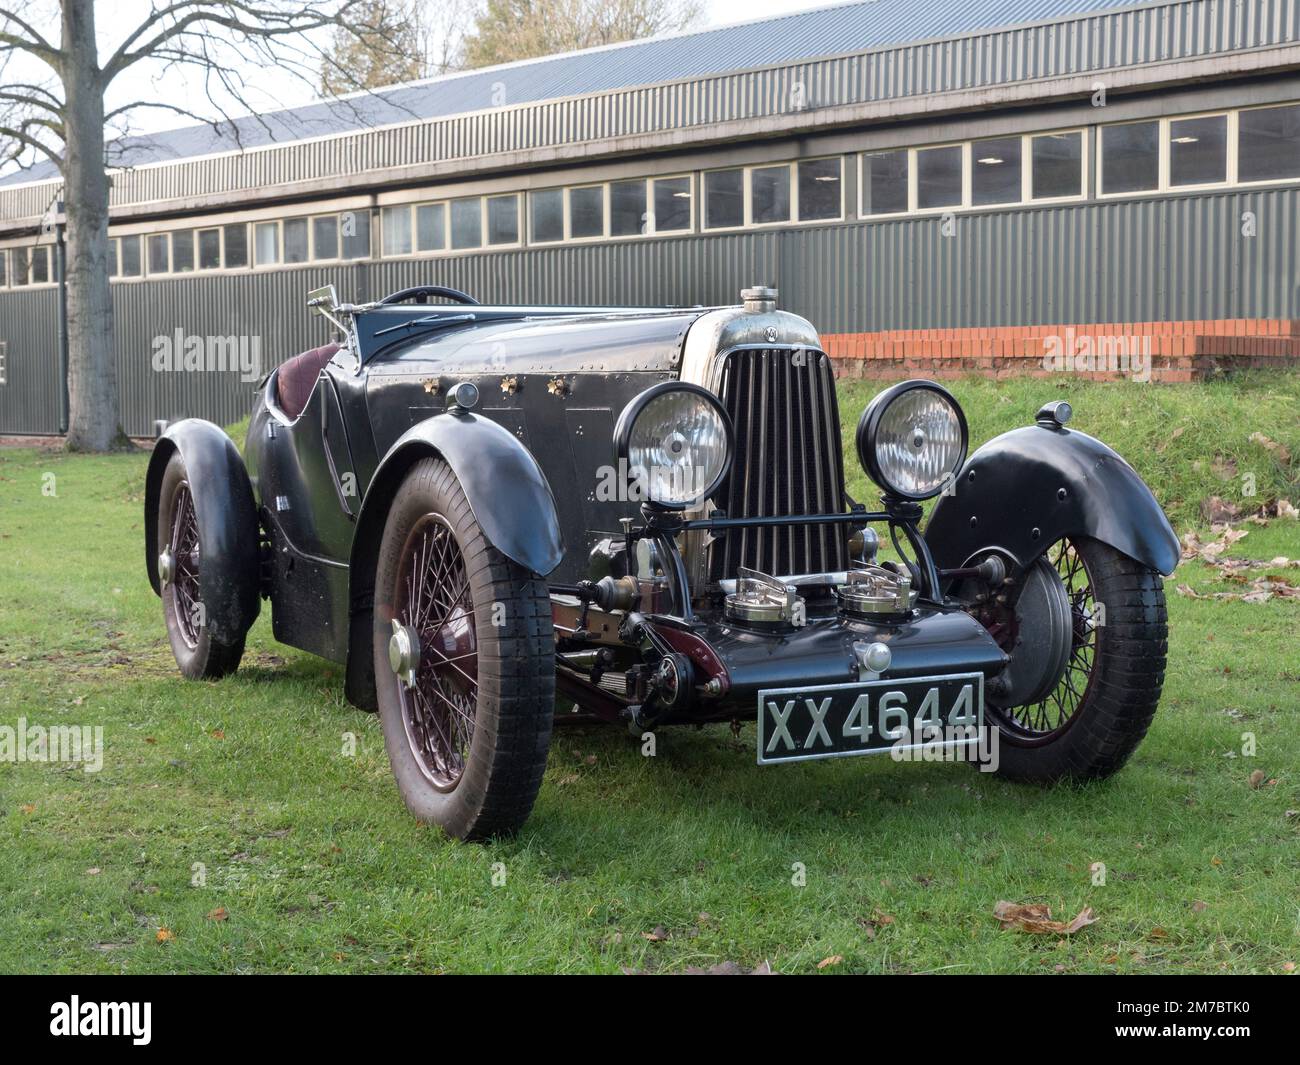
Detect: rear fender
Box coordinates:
(144, 419, 262, 644)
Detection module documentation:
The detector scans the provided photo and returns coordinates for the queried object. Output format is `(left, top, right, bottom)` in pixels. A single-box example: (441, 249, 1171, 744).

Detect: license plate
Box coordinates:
(756, 673, 985, 765)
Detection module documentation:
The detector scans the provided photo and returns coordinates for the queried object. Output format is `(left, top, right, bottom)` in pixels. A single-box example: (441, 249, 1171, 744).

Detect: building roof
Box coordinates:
(1, 0, 1149, 187)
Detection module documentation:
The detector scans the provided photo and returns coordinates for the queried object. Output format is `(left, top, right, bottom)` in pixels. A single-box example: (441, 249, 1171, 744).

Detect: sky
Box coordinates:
(0, 0, 832, 170)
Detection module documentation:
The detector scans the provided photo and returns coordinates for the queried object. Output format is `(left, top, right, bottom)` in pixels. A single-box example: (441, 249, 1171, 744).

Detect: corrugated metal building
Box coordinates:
(2, 0, 1299, 434)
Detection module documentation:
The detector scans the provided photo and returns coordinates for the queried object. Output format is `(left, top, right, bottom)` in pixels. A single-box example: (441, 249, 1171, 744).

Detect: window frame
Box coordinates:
(1232, 101, 1300, 189)
(703, 157, 844, 232)
(858, 127, 1088, 219)
(1097, 111, 1235, 199)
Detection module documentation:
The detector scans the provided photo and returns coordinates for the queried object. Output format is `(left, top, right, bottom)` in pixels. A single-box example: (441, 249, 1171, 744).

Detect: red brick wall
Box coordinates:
(822, 319, 1300, 383)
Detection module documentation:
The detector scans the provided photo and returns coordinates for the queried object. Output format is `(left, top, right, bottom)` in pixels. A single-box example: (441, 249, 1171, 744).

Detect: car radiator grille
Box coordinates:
(707, 347, 849, 581)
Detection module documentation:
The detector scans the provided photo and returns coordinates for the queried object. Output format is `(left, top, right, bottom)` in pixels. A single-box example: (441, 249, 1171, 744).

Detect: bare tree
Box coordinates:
(0, 1, 376, 451)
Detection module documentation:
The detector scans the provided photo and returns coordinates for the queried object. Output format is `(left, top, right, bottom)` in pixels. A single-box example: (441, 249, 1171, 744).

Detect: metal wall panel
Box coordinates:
(2, 185, 1297, 436)
(0, 287, 62, 434)
(4, 0, 1297, 225)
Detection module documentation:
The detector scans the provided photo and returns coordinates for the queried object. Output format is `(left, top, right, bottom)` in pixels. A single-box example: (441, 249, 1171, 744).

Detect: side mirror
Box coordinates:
(307, 284, 348, 334)
(307, 284, 340, 318)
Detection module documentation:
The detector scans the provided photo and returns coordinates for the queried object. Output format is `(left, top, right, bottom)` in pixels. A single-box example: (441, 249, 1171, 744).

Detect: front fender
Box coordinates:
(354, 411, 563, 577)
(343, 410, 563, 710)
(143, 419, 262, 642)
(926, 424, 1180, 576)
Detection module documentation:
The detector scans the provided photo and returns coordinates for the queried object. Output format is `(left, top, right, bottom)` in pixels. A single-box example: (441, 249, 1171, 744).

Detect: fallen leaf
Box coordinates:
(817, 955, 843, 970)
(85, 867, 101, 876)
(1249, 769, 1268, 789)
(155, 928, 174, 943)
(1201, 496, 1242, 525)
(993, 900, 1097, 935)
(1249, 432, 1292, 466)
(1103, 954, 1120, 964)
(642, 925, 669, 943)
(1284, 962, 1297, 973)
(210, 728, 225, 740)
(1211, 856, 1223, 867)
(206, 906, 228, 921)
(144, 737, 157, 745)
(1191, 900, 1208, 913)
(1148, 927, 1169, 941)
(19, 804, 35, 815)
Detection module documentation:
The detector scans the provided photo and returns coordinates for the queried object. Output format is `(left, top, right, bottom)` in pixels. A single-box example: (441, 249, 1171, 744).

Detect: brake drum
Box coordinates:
(993, 555, 1074, 708)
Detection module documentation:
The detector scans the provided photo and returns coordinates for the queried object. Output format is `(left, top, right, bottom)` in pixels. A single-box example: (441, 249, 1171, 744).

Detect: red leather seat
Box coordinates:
(275, 342, 340, 420)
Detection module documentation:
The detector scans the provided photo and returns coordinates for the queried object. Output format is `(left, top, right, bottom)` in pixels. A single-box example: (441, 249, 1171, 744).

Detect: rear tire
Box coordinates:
(372, 457, 554, 841)
(157, 453, 246, 679)
(985, 537, 1167, 782)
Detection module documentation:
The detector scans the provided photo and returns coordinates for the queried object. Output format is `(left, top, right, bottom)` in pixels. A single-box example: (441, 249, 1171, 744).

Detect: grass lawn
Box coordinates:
(1, 373, 1297, 974)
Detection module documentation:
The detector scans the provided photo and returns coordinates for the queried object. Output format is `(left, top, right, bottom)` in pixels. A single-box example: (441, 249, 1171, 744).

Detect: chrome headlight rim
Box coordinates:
(613, 381, 734, 511)
(856, 379, 969, 501)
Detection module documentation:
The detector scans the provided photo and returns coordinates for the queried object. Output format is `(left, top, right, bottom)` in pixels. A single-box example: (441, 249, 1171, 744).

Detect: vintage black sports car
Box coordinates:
(145, 283, 1180, 839)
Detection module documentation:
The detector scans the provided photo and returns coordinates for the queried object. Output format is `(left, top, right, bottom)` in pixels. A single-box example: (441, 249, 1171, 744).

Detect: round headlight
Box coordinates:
(613, 383, 733, 509)
(856, 381, 968, 500)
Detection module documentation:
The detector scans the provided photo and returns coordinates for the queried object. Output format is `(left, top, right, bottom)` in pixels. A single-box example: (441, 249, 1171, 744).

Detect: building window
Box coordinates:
(197, 229, 221, 270)
(798, 158, 841, 221)
(312, 215, 339, 260)
(1238, 103, 1300, 183)
(172, 230, 195, 273)
(652, 177, 691, 232)
(120, 235, 142, 276)
(382, 205, 412, 256)
(0, 340, 6, 385)
(569, 186, 604, 239)
(972, 136, 1021, 206)
(283, 218, 309, 264)
(530, 189, 563, 244)
(223, 225, 247, 268)
(751, 165, 791, 224)
(610, 180, 646, 236)
(1101, 121, 1159, 194)
(916, 145, 963, 209)
(341, 210, 371, 259)
(11, 248, 29, 286)
(861, 150, 908, 216)
(450, 199, 480, 250)
(253, 222, 279, 266)
(1032, 132, 1083, 199)
(0, 249, 7, 287)
(704, 168, 743, 229)
(416, 204, 445, 252)
(148, 233, 170, 274)
(486, 195, 519, 245)
(1169, 114, 1227, 187)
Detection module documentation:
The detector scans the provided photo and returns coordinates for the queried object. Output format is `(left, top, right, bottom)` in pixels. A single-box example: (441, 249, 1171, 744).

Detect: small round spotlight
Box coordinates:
(613, 382, 734, 510)
(855, 380, 969, 501)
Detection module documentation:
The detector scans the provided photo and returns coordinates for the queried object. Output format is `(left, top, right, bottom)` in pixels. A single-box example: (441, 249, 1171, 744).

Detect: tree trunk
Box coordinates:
(61, 0, 122, 451)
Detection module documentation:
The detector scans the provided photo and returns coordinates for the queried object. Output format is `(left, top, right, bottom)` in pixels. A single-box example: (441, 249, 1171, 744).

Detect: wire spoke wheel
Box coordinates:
(168, 481, 203, 649)
(990, 538, 1099, 742)
(394, 513, 478, 792)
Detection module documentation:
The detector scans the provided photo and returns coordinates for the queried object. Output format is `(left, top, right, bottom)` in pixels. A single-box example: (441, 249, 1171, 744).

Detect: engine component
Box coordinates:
(724, 567, 806, 626)
(837, 564, 917, 618)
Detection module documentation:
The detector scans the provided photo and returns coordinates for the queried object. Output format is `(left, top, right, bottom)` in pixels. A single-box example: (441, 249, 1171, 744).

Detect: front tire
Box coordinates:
(157, 453, 246, 679)
(372, 457, 555, 840)
(983, 537, 1167, 782)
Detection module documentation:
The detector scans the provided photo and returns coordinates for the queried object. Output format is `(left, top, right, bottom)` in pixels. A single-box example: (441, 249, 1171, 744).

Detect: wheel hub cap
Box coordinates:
(389, 619, 421, 689)
(158, 548, 175, 587)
